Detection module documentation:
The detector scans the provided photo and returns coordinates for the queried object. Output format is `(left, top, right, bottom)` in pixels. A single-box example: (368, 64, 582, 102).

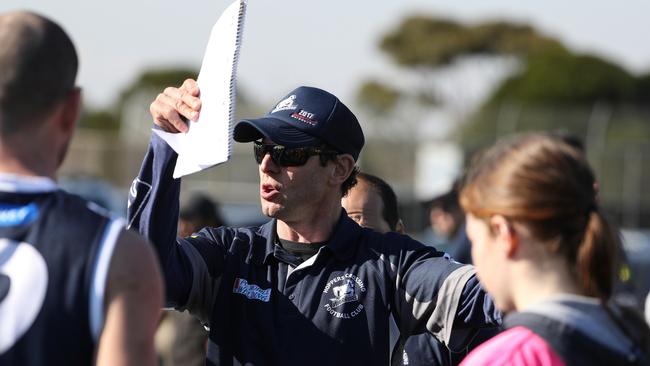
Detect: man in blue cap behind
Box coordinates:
(128, 79, 500, 365)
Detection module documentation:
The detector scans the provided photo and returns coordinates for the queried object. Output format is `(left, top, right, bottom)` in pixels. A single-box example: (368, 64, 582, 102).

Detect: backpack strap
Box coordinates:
(505, 312, 645, 366)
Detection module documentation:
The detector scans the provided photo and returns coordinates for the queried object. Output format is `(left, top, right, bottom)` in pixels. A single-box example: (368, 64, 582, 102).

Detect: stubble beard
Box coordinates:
(261, 198, 284, 219)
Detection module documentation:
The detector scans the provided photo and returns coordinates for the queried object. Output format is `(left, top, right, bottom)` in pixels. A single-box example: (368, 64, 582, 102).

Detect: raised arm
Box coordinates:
(127, 78, 202, 241)
(126, 79, 226, 320)
(95, 229, 163, 366)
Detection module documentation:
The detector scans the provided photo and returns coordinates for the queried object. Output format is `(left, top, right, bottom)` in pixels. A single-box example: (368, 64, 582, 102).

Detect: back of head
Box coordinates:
(180, 194, 224, 231)
(429, 189, 459, 213)
(356, 172, 399, 231)
(0, 11, 78, 135)
(428, 188, 463, 224)
(460, 133, 620, 300)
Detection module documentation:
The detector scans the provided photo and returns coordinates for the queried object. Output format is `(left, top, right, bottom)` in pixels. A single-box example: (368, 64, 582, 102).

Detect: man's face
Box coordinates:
(258, 139, 332, 221)
(342, 180, 391, 234)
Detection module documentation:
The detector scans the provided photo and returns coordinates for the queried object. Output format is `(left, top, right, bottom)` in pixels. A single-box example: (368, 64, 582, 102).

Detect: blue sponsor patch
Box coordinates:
(232, 278, 271, 302)
(0, 203, 39, 227)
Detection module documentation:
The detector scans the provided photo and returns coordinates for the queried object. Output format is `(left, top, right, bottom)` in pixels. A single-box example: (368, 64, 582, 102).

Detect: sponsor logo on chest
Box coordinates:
(233, 278, 271, 302)
(0, 203, 38, 227)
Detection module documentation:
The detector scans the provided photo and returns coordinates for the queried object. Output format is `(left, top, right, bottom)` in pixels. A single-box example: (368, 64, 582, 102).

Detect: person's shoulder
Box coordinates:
(36, 190, 119, 249)
(461, 326, 565, 366)
(99, 229, 163, 364)
(361, 229, 441, 255)
(111, 229, 161, 280)
(107, 229, 163, 308)
(361, 228, 418, 244)
(186, 221, 273, 249)
(52, 188, 114, 219)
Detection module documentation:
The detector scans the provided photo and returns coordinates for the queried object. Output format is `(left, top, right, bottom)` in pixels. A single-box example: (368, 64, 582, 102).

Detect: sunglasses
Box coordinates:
(253, 141, 339, 167)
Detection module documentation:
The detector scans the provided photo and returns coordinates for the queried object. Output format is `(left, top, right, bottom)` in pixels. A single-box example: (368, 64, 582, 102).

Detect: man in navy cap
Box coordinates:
(128, 79, 500, 365)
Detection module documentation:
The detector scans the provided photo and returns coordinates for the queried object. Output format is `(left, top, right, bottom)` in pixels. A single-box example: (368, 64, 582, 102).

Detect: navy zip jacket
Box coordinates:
(127, 134, 501, 365)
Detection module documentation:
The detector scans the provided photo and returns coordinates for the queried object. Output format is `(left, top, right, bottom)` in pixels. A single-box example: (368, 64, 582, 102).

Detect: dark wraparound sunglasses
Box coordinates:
(253, 141, 339, 167)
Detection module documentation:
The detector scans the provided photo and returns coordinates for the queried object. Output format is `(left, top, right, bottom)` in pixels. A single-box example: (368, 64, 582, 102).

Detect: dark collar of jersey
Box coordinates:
(277, 238, 327, 264)
(252, 209, 362, 265)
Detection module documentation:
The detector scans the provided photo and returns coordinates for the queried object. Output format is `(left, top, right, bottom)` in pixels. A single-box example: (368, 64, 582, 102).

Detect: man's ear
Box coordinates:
(489, 215, 518, 258)
(331, 154, 355, 186)
(59, 87, 81, 134)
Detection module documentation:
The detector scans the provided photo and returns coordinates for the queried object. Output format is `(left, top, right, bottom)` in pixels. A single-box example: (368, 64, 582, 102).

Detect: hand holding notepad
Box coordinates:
(153, 0, 247, 178)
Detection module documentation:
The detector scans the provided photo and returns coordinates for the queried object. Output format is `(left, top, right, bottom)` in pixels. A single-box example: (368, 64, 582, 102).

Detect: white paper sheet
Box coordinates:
(154, 0, 247, 178)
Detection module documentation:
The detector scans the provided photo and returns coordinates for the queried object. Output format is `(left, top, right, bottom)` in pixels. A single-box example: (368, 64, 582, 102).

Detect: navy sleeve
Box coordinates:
(388, 235, 501, 352)
(456, 275, 501, 328)
(126, 132, 226, 320)
(446, 275, 502, 352)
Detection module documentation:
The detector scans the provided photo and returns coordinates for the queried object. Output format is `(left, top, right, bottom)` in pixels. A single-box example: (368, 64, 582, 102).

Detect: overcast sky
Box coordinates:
(3, 0, 649, 109)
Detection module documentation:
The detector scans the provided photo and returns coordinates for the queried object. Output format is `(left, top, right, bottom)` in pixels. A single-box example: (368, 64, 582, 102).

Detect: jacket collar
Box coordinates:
(253, 209, 363, 265)
(0, 173, 58, 193)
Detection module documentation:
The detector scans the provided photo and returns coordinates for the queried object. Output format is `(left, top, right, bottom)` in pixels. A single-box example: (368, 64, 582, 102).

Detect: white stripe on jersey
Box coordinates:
(89, 217, 125, 342)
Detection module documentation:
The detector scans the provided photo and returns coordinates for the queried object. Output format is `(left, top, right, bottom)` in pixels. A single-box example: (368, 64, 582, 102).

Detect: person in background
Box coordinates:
(178, 194, 225, 238)
(156, 194, 224, 366)
(0, 11, 163, 366)
(459, 133, 650, 366)
(419, 186, 472, 264)
(343, 172, 498, 365)
(341, 172, 404, 235)
(343, 172, 450, 365)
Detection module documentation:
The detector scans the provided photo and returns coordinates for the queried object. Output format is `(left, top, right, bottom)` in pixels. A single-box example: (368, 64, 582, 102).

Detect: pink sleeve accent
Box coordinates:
(460, 327, 565, 366)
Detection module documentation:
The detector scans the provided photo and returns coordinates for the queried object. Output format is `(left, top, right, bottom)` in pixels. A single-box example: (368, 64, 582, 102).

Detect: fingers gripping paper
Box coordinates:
(154, 0, 247, 178)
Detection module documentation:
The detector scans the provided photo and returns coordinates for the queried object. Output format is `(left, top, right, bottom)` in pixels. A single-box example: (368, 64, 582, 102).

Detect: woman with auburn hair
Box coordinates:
(459, 134, 650, 366)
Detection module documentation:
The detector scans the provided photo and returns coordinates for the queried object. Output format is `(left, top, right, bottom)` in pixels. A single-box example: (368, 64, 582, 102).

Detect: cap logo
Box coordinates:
(291, 109, 318, 126)
(271, 95, 298, 113)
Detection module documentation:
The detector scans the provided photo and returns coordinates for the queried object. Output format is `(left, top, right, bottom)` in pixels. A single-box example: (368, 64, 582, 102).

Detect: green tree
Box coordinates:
(359, 14, 650, 144)
(379, 17, 562, 68)
(359, 15, 650, 227)
(78, 109, 120, 130)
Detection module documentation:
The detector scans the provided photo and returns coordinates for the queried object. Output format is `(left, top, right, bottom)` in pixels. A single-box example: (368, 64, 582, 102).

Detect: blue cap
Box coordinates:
(233, 86, 365, 161)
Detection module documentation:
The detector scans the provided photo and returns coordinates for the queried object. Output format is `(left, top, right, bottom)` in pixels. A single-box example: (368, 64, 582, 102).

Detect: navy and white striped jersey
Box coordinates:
(0, 174, 123, 366)
(128, 134, 501, 366)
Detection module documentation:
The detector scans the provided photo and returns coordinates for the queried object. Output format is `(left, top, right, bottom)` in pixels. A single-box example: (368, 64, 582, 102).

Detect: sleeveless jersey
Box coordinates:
(0, 175, 123, 366)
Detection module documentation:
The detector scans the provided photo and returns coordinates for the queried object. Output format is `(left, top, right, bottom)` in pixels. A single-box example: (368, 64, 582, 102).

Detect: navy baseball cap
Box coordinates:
(233, 86, 365, 161)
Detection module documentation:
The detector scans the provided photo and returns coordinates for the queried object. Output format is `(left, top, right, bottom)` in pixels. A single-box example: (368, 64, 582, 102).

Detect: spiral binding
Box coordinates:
(227, 0, 247, 161)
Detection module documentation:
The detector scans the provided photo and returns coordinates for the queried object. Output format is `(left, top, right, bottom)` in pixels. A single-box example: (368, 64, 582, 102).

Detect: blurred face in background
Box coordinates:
(429, 207, 458, 238)
(178, 219, 197, 238)
(342, 179, 392, 234)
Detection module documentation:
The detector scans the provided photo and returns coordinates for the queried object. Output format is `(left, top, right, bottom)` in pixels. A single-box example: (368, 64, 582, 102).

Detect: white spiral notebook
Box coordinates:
(154, 0, 247, 178)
